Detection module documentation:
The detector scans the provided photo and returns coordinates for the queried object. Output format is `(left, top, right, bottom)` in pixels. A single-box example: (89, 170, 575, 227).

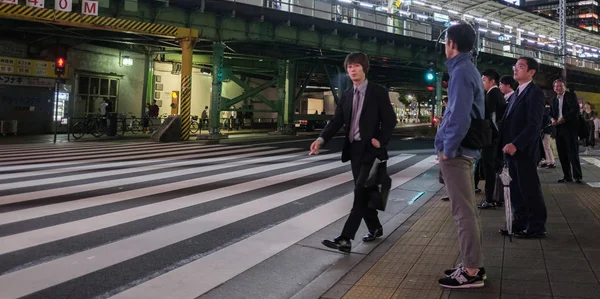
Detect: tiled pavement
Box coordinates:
(322, 156, 600, 299)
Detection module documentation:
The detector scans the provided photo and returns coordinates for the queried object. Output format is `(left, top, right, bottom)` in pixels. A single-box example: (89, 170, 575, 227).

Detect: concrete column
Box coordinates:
(209, 43, 225, 136)
(179, 37, 197, 141)
(435, 71, 443, 118)
(284, 60, 297, 130)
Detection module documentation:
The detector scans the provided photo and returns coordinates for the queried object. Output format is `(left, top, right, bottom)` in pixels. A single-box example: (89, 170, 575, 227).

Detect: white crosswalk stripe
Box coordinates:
(0, 141, 439, 299)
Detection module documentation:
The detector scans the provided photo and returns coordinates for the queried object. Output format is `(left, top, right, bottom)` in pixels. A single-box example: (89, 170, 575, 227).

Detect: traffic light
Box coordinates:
(54, 57, 66, 76)
(425, 60, 435, 83)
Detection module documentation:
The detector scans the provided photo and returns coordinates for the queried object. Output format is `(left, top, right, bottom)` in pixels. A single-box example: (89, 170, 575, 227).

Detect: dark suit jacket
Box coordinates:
(319, 82, 397, 163)
(550, 91, 580, 133)
(499, 83, 545, 160)
(486, 87, 508, 136)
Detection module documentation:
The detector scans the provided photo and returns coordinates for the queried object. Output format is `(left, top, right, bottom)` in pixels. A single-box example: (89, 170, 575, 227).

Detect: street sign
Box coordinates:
(27, 0, 44, 8)
(82, 0, 98, 16)
(54, 0, 71, 12)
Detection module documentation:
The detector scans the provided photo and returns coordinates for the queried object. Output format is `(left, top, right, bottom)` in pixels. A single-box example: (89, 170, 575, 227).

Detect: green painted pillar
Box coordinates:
(145, 54, 153, 106)
(277, 60, 286, 130)
(210, 43, 225, 135)
(284, 60, 297, 130)
(435, 71, 443, 118)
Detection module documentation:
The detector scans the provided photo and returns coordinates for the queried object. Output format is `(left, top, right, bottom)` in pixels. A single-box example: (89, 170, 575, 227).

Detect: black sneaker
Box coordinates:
(444, 263, 487, 280)
(439, 267, 485, 289)
(477, 201, 496, 209)
(322, 236, 351, 253)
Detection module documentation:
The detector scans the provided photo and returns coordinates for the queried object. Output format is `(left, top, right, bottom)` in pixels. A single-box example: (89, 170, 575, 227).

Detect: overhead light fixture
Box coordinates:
(528, 39, 536, 43)
(399, 11, 410, 15)
(567, 42, 574, 45)
(478, 28, 488, 32)
(548, 44, 556, 48)
(549, 37, 556, 41)
(415, 14, 429, 19)
(338, 0, 352, 3)
(504, 34, 513, 38)
(504, 25, 513, 29)
(528, 31, 536, 35)
(476, 18, 488, 22)
(491, 31, 501, 35)
(464, 14, 473, 18)
(538, 34, 546, 38)
(413, 0, 426, 5)
(448, 10, 459, 14)
(516, 28, 525, 32)
(430, 5, 442, 10)
(491, 21, 501, 26)
(359, 2, 373, 8)
(537, 42, 545, 46)
(576, 44, 582, 47)
(592, 48, 598, 52)
(584, 46, 590, 50)
(568, 48, 574, 52)
(122, 56, 133, 66)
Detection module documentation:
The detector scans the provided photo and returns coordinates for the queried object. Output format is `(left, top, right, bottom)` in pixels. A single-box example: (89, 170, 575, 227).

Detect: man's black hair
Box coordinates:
(446, 22, 476, 53)
(518, 56, 539, 75)
(481, 69, 500, 86)
(499, 75, 515, 88)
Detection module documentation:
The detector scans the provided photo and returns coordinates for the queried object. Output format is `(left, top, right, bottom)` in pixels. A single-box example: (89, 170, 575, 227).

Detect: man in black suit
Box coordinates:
(499, 57, 547, 238)
(478, 69, 508, 209)
(309, 52, 397, 253)
(551, 80, 582, 183)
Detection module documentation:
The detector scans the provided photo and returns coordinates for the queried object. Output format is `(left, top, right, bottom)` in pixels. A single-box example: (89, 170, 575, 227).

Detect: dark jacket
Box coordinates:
(485, 86, 508, 137)
(319, 82, 397, 163)
(542, 104, 554, 135)
(550, 91, 580, 133)
(499, 82, 545, 160)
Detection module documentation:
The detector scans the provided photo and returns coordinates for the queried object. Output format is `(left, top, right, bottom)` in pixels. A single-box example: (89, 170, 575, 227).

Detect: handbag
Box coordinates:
(365, 158, 391, 211)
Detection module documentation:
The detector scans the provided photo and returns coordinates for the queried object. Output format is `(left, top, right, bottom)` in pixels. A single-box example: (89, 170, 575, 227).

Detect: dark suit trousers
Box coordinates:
(556, 126, 582, 180)
(506, 157, 547, 233)
(341, 142, 382, 240)
(481, 138, 499, 202)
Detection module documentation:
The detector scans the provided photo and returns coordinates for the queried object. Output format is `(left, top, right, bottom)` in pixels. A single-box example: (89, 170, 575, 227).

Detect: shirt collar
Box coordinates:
(354, 79, 368, 94)
(518, 81, 532, 95)
(444, 52, 472, 71)
(504, 90, 514, 99)
(487, 85, 498, 94)
(557, 93, 565, 99)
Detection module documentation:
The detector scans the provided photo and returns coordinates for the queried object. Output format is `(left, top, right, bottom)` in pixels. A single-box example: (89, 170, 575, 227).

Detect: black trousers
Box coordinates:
(481, 139, 500, 202)
(506, 157, 547, 233)
(341, 142, 382, 240)
(556, 126, 582, 180)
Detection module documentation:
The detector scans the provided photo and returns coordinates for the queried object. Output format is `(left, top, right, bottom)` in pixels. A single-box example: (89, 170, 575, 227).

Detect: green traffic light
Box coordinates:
(425, 72, 434, 81)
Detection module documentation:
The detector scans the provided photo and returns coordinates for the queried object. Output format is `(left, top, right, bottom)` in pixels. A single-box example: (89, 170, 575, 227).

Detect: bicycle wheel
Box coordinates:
(91, 120, 105, 138)
(130, 119, 142, 134)
(71, 122, 85, 140)
(190, 121, 199, 134)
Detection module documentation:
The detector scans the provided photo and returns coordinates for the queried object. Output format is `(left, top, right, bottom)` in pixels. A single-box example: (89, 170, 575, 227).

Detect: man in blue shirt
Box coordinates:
(435, 22, 486, 289)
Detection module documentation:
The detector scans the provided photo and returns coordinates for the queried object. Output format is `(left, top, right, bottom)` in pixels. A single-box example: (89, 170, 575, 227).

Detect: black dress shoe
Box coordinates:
(575, 179, 583, 184)
(558, 177, 573, 183)
(362, 227, 383, 242)
(514, 230, 547, 239)
(440, 196, 450, 201)
(322, 236, 351, 253)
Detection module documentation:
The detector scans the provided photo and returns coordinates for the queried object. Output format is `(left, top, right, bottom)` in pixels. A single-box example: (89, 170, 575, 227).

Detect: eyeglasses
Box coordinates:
(512, 64, 527, 71)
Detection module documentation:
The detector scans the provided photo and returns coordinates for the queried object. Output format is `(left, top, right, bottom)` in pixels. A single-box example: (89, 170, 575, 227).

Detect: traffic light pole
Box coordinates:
(53, 76, 60, 144)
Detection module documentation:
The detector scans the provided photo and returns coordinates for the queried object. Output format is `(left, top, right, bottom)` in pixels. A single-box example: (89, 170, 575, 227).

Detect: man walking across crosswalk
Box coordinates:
(309, 52, 397, 253)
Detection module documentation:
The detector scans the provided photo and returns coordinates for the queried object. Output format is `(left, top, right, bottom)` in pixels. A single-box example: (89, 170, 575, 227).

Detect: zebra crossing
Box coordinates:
(0, 140, 439, 299)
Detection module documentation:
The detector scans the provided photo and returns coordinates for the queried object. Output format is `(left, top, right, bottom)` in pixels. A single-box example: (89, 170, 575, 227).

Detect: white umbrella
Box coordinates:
(499, 165, 513, 242)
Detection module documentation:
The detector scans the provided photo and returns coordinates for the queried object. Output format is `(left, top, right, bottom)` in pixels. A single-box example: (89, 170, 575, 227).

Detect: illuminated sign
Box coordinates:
(433, 12, 449, 23)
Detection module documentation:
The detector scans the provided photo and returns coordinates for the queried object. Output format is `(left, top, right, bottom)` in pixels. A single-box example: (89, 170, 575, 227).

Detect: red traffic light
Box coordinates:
(427, 86, 434, 91)
(54, 57, 66, 76)
(56, 58, 65, 67)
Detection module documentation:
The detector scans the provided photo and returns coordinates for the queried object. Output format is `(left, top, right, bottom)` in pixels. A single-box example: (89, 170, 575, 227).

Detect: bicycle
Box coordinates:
(191, 115, 199, 134)
(71, 114, 105, 140)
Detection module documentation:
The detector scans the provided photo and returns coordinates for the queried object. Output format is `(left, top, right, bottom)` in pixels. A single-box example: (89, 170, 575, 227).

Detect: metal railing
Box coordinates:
(228, 0, 600, 71)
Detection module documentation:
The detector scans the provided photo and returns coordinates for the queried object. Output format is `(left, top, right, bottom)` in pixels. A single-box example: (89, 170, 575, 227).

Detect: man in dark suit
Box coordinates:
(478, 69, 508, 209)
(499, 57, 547, 238)
(309, 52, 397, 253)
(551, 80, 582, 183)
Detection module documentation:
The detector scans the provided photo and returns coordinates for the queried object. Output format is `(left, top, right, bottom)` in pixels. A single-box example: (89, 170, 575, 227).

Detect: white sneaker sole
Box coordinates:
(439, 281, 485, 289)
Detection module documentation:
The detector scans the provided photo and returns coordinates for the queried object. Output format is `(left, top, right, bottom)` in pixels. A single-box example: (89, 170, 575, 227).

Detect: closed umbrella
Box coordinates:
(499, 165, 513, 242)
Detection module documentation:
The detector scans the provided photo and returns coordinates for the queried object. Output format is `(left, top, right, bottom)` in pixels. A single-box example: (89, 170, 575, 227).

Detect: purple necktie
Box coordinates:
(349, 89, 360, 143)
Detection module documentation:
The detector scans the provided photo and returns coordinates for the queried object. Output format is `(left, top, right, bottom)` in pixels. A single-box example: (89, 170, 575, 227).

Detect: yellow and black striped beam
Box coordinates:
(180, 75, 192, 141)
(0, 3, 197, 39)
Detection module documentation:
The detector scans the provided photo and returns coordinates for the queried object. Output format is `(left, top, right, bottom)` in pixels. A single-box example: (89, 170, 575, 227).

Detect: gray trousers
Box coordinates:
(439, 154, 483, 269)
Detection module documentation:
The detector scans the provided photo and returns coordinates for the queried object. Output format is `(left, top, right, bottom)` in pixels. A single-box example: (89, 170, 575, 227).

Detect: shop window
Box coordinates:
(77, 75, 119, 115)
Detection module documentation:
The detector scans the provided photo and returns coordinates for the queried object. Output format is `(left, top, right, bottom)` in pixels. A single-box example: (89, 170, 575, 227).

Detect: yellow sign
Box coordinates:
(395, 0, 402, 7)
(0, 56, 67, 78)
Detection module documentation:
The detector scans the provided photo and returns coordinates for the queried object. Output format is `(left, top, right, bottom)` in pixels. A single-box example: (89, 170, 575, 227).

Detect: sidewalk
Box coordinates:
(321, 158, 600, 299)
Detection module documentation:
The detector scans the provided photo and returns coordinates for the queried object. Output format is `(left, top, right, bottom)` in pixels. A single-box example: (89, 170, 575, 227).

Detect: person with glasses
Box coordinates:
(498, 57, 547, 239)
